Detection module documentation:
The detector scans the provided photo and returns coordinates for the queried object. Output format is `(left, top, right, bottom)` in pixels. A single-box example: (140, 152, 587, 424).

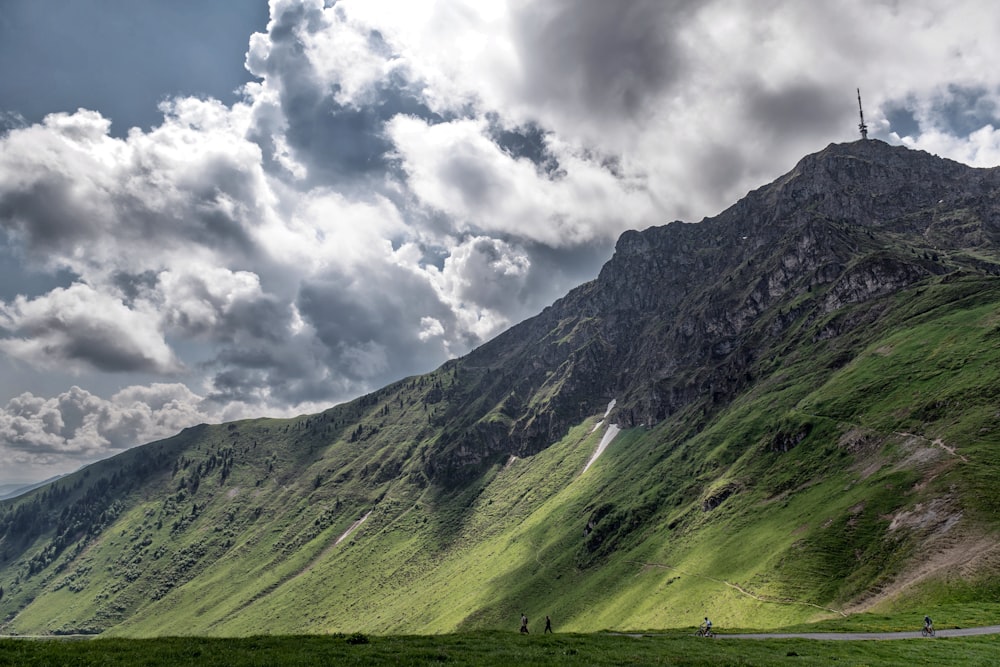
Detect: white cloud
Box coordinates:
(0, 98, 271, 286)
(418, 316, 445, 342)
(424, 235, 529, 337)
(0, 283, 180, 374)
(4, 0, 1000, 482)
(0, 384, 207, 471)
(898, 125, 1000, 167)
(388, 115, 654, 246)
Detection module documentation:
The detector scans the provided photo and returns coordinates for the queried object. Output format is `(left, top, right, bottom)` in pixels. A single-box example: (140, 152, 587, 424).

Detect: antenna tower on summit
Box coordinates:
(857, 88, 868, 140)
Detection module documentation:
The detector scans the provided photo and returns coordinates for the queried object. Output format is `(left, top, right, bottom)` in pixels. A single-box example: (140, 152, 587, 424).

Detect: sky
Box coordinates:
(1, 0, 999, 485)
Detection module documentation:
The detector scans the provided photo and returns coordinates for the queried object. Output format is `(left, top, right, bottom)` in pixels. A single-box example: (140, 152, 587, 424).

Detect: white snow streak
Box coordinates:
(583, 424, 620, 474)
(591, 400, 617, 433)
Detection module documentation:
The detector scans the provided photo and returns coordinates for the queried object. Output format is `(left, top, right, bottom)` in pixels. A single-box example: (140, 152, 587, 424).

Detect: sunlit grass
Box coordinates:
(3, 631, 1000, 667)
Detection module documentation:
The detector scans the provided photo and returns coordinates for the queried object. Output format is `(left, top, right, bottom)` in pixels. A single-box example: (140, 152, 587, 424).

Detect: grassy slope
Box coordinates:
(3, 633, 1000, 667)
(3, 275, 1000, 637)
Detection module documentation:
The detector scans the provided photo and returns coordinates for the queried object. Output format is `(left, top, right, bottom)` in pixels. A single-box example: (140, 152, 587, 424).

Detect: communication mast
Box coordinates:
(857, 88, 868, 140)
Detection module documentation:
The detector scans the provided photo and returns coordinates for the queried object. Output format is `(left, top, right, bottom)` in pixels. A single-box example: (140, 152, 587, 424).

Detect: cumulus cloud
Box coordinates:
(388, 115, 655, 246)
(0, 99, 273, 308)
(3, 0, 1000, 482)
(0, 384, 207, 464)
(157, 267, 289, 343)
(0, 283, 180, 374)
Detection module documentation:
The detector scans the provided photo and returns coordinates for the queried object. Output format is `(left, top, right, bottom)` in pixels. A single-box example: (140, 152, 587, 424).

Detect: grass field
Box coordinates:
(2, 631, 999, 666)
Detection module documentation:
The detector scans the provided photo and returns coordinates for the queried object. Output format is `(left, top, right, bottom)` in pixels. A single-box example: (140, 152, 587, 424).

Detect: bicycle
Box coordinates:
(695, 627, 715, 638)
(920, 626, 935, 637)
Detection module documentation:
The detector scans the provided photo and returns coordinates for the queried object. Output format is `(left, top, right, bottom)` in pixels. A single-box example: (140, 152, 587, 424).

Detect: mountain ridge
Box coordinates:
(3, 139, 1000, 635)
(448, 139, 999, 443)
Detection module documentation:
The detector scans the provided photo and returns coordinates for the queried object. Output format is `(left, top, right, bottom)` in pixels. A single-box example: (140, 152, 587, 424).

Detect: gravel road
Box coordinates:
(718, 625, 1000, 640)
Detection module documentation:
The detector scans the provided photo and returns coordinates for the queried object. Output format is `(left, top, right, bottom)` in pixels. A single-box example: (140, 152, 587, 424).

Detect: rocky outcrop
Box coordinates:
(430, 140, 1000, 475)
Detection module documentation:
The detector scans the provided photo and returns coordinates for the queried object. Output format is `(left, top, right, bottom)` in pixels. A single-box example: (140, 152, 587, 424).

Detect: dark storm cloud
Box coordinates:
(56, 323, 162, 374)
(689, 142, 749, 212)
(207, 345, 332, 406)
(511, 0, 698, 124)
(158, 271, 291, 344)
(520, 240, 617, 305)
(297, 264, 455, 385)
(744, 80, 847, 141)
(0, 179, 103, 252)
(165, 157, 263, 248)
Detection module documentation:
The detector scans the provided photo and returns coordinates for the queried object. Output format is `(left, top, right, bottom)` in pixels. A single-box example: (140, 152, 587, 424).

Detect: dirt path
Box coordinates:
(719, 625, 1000, 640)
(205, 509, 374, 632)
(293, 510, 373, 582)
(630, 561, 847, 617)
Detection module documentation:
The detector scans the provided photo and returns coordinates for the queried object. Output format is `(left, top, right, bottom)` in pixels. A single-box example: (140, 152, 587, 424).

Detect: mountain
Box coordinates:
(0, 476, 68, 502)
(2, 139, 1000, 636)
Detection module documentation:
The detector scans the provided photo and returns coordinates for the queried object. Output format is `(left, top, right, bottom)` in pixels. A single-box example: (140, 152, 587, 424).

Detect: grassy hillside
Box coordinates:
(4, 631, 1000, 667)
(3, 270, 1000, 636)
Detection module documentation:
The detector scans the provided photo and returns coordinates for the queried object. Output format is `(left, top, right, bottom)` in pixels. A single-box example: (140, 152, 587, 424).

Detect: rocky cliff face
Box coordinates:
(431, 140, 1000, 472)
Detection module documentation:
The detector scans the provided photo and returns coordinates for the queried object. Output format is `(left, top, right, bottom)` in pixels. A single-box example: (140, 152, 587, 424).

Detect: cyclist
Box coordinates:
(923, 615, 934, 636)
(699, 617, 713, 636)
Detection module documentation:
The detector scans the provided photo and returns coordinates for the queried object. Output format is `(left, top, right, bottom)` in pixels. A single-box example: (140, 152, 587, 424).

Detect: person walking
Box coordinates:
(520, 613, 529, 634)
(544, 615, 553, 633)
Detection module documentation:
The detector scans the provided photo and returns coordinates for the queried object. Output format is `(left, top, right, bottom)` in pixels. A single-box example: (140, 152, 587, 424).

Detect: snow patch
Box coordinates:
(583, 424, 620, 474)
(582, 399, 620, 472)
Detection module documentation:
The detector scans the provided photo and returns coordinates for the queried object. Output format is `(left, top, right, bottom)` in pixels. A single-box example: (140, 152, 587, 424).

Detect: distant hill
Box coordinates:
(0, 476, 66, 502)
(2, 139, 1000, 636)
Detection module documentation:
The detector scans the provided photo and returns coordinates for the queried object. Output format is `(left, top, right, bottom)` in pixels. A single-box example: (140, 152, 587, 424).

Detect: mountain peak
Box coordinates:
(554, 139, 1000, 431)
(5, 140, 1000, 635)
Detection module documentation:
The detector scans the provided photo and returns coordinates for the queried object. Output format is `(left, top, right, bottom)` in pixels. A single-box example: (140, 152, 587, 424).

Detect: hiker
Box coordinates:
(544, 615, 553, 633)
(520, 613, 529, 634)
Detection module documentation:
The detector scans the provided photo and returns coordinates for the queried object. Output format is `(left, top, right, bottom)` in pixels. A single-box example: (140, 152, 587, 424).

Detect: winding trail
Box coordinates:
(895, 432, 969, 463)
(630, 561, 847, 617)
(292, 510, 373, 582)
(333, 511, 372, 546)
(208, 509, 374, 631)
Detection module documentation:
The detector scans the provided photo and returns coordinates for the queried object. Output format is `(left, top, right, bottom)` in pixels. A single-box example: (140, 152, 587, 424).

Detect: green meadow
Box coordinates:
(3, 631, 1000, 667)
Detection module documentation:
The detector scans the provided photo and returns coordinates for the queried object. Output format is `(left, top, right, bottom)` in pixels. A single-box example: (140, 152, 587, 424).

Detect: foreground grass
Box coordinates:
(2, 631, 999, 667)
